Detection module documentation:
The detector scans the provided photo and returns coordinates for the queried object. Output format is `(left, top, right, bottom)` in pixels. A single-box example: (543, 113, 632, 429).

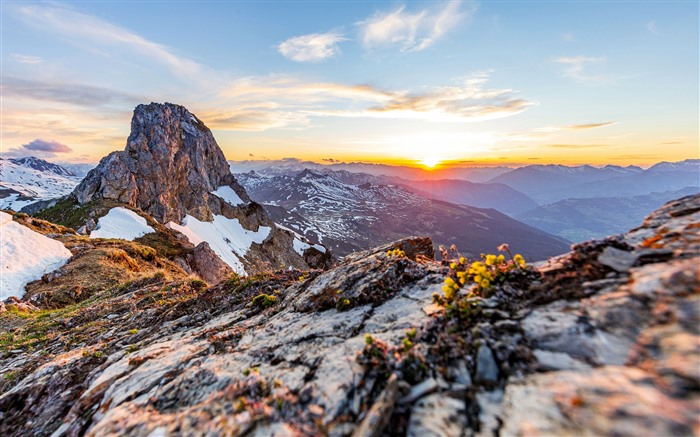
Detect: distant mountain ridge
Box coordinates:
(517, 187, 699, 242)
(490, 160, 698, 203)
(0, 158, 80, 211)
(8, 157, 75, 177)
(236, 169, 570, 260)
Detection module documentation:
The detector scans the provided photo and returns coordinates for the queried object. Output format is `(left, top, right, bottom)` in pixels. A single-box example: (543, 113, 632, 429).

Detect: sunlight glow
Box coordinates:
(420, 157, 441, 168)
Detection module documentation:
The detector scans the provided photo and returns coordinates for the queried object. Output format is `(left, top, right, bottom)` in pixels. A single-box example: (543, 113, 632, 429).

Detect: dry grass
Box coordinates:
(24, 237, 191, 308)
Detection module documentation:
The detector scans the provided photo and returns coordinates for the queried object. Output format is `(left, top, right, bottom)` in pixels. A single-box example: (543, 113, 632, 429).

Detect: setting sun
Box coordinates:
(420, 157, 441, 168)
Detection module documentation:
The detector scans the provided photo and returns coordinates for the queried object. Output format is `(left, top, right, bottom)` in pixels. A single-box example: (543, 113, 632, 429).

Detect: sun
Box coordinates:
(420, 157, 441, 169)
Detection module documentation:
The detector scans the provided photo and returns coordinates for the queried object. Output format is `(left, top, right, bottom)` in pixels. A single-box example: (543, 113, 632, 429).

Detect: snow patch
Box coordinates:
(90, 207, 155, 240)
(292, 238, 326, 256)
(167, 215, 271, 275)
(1, 212, 72, 299)
(211, 186, 244, 206)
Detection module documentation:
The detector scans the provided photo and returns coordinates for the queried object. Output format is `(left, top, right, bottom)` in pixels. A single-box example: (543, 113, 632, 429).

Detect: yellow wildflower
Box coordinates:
(480, 279, 490, 288)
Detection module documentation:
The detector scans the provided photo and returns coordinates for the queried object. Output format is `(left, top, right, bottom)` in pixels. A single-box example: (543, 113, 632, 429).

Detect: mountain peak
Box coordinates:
(9, 156, 75, 177)
(73, 102, 249, 223)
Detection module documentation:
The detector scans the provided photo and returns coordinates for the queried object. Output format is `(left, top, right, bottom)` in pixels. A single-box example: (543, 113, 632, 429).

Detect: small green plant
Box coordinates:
(190, 278, 208, 291)
(125, 344, 139, 353)
(242, 366, 259, 376)
(251, 294, 277, 309)
(226, 273, 241, 290)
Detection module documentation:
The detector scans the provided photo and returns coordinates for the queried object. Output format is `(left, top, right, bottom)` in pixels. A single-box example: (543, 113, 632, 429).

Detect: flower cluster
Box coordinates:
(386, 248, 406, 258)
(442, 244, 527, 299)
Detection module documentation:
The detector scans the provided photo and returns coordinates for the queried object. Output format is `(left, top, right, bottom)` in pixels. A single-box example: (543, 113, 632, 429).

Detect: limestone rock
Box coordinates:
(73, 102, 249, 224)
(0, 195, 698, 436)
(189, 242, 234, 285)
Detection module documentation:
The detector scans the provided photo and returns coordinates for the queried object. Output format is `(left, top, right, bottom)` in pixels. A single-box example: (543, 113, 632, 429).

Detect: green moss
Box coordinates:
(251, 294, 277, 309)
(35, 198, 116, 229)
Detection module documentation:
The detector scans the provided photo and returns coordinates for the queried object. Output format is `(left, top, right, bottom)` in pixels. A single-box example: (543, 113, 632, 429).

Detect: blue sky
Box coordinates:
(2, 0, 698, 166)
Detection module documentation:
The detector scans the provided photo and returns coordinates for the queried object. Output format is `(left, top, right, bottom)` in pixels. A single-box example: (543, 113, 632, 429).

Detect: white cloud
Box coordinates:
(647, 20, 660, 35)
(553, 55, 613, 84)
(10, 54, 43, 64)
(12, 4, 206, 81)
(359, 1, 476, 52)
(204, 72, 533, 130)
(278, 32, 346, 62)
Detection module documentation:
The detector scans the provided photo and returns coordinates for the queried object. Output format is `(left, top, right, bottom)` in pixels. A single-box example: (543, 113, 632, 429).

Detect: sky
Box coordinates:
(1, 0, 698, 168)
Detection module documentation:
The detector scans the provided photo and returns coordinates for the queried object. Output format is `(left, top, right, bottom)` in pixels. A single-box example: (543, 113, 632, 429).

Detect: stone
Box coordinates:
(352, 374, 398, 437)
(190, 242, 234, 285)
(475, 345, 499, 384)
(398, 377, 438, 405)
(597, 246, 639, 272)
(1, 195, 698, 437)
(406, 393, 467, 437)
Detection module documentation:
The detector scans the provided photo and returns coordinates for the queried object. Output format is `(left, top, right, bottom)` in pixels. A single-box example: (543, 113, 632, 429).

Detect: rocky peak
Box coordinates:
(73, 102, 249, 224)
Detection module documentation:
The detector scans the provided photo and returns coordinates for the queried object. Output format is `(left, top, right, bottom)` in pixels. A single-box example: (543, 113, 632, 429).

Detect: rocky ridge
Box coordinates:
(48, 103, 331, 275)
(0, 194, 697, 436)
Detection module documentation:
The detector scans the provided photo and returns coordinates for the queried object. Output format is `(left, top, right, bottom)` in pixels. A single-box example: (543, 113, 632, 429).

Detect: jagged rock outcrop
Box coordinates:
(189, 242, 235, 285)
(73, 103, 249, 224)
(0, 195, 697, 436)
(67, 102, 331, 276)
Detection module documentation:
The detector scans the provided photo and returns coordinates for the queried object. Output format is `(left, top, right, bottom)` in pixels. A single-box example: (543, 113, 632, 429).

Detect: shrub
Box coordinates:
(137, 246, 157, 261)
(190, 278, 208, 291)
(251, 294, 277, 309)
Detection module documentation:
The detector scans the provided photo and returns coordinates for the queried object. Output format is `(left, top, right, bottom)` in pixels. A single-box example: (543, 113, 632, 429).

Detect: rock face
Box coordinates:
(0, 195, 697, 436)
(70, 102, 330, 276)
(189, 242, 234, 285)
(73, 103, 249, 224)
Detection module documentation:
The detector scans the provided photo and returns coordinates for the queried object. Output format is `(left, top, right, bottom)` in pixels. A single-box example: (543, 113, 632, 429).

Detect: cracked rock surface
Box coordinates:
(0, 195, 698, 436)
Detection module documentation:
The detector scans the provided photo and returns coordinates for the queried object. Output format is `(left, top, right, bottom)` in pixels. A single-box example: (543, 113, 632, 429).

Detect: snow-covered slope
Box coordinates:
(236, 169, 571, 260)
(167, 215, 271, 275)
(0, 158, 81, 211)
(9, 157, 76, 177)
(0, 212, 73, 299)
(89, 207, 155, 240)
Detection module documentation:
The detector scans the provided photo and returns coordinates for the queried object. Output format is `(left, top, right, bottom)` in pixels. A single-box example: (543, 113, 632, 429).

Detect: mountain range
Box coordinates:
(236, 169, 569, 260)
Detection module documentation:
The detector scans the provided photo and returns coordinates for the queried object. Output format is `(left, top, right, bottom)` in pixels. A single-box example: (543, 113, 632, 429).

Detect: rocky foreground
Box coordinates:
(1, 194, 698, 436)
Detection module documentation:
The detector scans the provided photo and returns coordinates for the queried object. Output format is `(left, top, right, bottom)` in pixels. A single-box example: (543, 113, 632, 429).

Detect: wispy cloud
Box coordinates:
(565, 122, 616, 130)
(546, 143, 610, 149)
(205, 72, 533, 130)
(553, 55, 614, 84)
(647, 20, 660, 35)
(12, 3, 208, 82)
(2, 77, 140, 107)
(2, 139, 73, 159)
(359, 1, 476, 52)
(10, 54, 43, 64)
(278, 32, 346, 62)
